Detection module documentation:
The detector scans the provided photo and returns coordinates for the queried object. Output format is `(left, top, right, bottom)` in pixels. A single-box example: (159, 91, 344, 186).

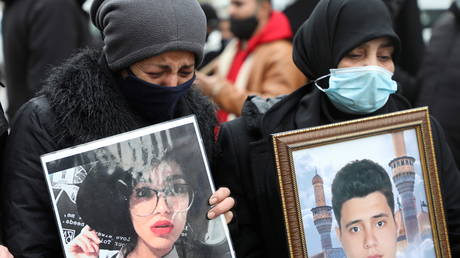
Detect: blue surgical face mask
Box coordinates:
(314, 66, 397, 114)
(119, 71, 194, 123)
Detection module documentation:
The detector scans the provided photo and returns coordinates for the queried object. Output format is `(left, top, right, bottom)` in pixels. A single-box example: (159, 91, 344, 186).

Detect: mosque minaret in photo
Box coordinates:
(389, 131, 419, 244)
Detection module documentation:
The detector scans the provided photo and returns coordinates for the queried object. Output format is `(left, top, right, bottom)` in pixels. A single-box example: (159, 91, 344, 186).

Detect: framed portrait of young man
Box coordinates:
(41, 116, 235, 258)
(273, 107, 451, 258)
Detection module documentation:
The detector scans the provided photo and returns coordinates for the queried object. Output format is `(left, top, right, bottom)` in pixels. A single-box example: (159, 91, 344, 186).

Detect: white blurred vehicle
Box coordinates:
(418, 0, 453, 41)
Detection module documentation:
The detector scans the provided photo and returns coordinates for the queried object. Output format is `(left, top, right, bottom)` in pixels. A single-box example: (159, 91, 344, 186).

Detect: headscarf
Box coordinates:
(292, 0, 400, 80)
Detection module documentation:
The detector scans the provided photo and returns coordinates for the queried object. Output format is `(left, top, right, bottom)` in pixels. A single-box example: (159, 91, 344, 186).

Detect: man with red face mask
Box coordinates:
(196, 0, 306, 122)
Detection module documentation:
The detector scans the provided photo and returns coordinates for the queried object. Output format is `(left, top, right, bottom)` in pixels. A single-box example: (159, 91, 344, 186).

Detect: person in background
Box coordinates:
(1, 0, 92, 120)
(0, 0, 234, 257)
(415, 0, 460, 170)
(213, 0, 460, 257)
(382, 0, 425, 104)
(219, 19, 234, 45)
(196, 0, 306, 122)
(283, 0, 320, 34)
(200, 3, 229, 69)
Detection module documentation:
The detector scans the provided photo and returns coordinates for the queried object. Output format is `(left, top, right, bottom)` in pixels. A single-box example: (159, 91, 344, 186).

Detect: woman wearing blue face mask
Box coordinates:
(0, 0, 235, 257)
(212, 0, 460, 257)
(312, 37, 398, 115)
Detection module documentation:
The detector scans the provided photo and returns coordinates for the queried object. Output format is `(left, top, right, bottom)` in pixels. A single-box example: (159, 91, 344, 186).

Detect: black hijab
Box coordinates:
(292, 0, 400, 80)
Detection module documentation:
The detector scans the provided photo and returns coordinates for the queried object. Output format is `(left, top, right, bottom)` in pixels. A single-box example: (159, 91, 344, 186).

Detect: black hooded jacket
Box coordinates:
(0, 48, 217, 257)
(415, 3, 460, 172)
(214, 0, 460, 257)
(1, 0, 92, 120)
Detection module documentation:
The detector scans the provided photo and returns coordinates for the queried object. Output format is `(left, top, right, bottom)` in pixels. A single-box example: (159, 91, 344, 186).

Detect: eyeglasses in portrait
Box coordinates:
(41, 116, 235, 258)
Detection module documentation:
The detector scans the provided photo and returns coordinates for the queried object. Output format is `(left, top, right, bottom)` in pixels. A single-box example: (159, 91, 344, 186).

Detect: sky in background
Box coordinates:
(292, 129, 431, 256)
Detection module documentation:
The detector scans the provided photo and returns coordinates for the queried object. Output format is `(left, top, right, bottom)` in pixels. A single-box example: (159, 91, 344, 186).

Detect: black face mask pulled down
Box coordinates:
(119, 72, 194, 124)
(230, 16, 259, 40)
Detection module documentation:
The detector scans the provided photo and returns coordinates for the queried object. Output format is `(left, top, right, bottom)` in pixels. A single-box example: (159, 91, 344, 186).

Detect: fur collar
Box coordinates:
(41, 48, 217, 155)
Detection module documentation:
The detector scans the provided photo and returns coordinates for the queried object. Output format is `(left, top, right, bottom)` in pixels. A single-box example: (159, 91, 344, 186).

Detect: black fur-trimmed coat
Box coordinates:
(0, 48, 217, 257)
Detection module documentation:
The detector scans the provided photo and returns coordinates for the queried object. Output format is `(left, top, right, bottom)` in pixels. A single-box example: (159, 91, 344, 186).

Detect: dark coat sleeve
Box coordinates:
(213, 119, 265, 258)
(431, 117, 460, 256)
(27, 0, 90, 93)
(390, 0, 425, 105)
(393, 0, 425, 77)
(1, 97, 64, 258)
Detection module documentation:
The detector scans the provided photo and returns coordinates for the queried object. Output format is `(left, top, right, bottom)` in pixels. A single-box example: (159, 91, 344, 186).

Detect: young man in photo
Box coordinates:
(332, 159, 402, 258)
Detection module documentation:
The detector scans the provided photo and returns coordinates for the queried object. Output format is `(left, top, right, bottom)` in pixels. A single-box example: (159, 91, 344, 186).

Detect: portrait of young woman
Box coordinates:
(41, 122, 234, 258)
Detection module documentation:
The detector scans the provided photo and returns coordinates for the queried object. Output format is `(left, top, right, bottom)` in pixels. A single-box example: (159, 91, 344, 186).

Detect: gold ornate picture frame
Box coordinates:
(273, 107, 451, 258)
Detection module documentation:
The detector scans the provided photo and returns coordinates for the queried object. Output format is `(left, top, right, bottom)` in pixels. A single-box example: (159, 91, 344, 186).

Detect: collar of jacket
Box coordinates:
(240, 86, 309, 142)
(241, 82, 411, 142)
(39, 48, 217, 152)
(292, 84, 411, 130)
(257, 84, 312, 137)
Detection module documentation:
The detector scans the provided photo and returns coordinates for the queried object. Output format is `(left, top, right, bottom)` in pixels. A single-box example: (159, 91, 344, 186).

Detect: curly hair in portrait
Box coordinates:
(331, 159, 395, 227)
(76, 143, 214, 257)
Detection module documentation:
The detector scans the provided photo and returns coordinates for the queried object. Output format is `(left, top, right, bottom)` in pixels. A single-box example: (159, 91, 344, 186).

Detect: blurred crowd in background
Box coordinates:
(0, 0, 454, 115)
(0, 0, 454, 116)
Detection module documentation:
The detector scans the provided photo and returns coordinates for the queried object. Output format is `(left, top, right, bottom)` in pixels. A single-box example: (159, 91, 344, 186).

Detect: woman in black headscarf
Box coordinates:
(290, 0, 409, 122)
(213, 0, 460, 257)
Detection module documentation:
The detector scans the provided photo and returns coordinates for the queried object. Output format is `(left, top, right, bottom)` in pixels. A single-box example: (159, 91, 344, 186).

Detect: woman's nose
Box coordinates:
(363, 55, 379, 67)
(154, 195, 172, 214)
(162, 75, 179, 87)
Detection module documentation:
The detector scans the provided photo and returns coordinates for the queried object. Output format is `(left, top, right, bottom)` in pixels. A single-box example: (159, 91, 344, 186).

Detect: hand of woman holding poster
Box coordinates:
(67, 225, 101, 258)
(208, 187, 235, 224)
(0, 245, 13, 258)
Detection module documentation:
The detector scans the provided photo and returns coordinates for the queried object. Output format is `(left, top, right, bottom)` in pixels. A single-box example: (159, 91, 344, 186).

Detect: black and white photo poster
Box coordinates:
(41, 116, 235, 258)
